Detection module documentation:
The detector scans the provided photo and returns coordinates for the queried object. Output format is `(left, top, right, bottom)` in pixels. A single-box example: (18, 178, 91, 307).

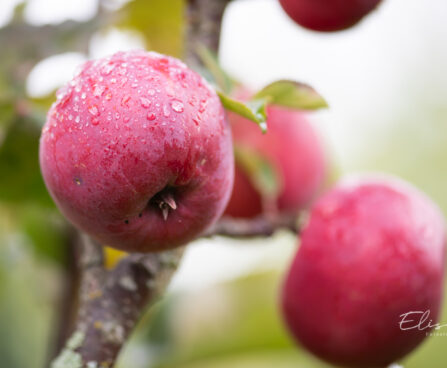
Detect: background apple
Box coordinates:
(224, 103, 327, 218)
(282, 175, 446, 367)
(39, 50, 234, 253)
(279, 0, 382, 32)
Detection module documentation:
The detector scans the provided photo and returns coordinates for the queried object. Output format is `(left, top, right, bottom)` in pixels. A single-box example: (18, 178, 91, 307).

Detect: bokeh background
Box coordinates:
(1, 0, 447, 367)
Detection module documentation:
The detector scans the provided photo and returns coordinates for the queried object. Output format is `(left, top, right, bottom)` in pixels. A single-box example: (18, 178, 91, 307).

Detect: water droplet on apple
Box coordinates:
(171, 100, 184, 113)
(101, 63, 115, 75)
(147, 112, 156, 121)
(121, 95, 131, 107)
(88, 105, 99, 116)
(140, 97, 151, 108)
(163, 105, 171, 117)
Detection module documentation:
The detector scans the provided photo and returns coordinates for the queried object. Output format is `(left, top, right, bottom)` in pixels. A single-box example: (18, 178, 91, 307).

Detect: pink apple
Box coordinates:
(224, 103, 326, 218)
(279, 0, 382, 32)
(40, 50, 234, 252)
(282, 175, 446, 367)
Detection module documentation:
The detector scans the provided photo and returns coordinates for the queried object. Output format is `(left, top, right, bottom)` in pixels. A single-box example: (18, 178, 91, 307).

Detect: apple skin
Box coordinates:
(224, 105, 326, 218)
(39, 50, 234, 252)
(279, 0, 382, 32)
(282, 175, 446, 367)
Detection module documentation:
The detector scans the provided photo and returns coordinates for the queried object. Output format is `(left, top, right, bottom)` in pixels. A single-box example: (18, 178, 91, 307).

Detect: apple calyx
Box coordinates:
(154, 191, 177, 221)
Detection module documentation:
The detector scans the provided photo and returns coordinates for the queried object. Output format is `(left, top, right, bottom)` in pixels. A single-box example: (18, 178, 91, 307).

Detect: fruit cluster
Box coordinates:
(39, 2, 446, 366)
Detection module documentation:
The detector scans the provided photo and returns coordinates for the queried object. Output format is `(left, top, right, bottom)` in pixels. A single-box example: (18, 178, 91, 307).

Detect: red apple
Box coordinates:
(224, 103, 326, 218)
(282, 175, 446, 367)
(39, 50, 234, 252)
(279, 0, 382, 32)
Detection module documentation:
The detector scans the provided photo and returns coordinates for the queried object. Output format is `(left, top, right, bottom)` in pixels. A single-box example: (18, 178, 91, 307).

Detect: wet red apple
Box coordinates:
(40, 50, 234, 252)
(282, 175, 446, 367)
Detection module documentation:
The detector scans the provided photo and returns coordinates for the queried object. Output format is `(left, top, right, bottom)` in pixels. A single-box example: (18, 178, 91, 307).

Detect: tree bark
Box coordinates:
(185, 0, 232, 69)
(51, 234, 183, 368)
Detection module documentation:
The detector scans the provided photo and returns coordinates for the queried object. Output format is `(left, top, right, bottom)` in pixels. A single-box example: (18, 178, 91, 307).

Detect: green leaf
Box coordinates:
(253, 80, 328, 110)
(195, 44, 235, 94)
(234, 144, 281, 200)
(218, 91, 268, 133)
(119, 0, 184, 57)
(0, 117, 53, 207)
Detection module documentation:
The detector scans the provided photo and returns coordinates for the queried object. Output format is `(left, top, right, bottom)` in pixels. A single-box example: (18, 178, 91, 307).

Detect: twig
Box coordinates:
(205, 214, 301, 238)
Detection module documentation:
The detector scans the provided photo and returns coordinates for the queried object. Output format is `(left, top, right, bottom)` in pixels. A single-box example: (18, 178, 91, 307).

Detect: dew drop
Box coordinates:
(123, 116, 130, 123)
(105, 92, 112, 100)
(140, 97, 151, 108)
(68, 114, 73, 121)
(75, 116, 80, 123)
(121, 95, 131, 107)
(93, 84, 105, 97)
(163, 104, 171, 117)
(171, 100, 184, 113)
(147, 112, 156, 121)
(115, 113, 120, 120)
(88, 105, 99, 116)
(81, 92, 87, 100)
(148, 89, 155, 96)
(56, 86, 72, 107)
(92, 118, 100, 126)
(101, 63, 115, 75)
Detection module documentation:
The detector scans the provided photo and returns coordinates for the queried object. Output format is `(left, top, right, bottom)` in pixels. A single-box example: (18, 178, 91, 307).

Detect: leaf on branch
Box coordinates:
(195, 44, 235, 94)
(218, 91, 268, 133)
(234, 144, 281, 201)
(253, 80, 328, 110)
